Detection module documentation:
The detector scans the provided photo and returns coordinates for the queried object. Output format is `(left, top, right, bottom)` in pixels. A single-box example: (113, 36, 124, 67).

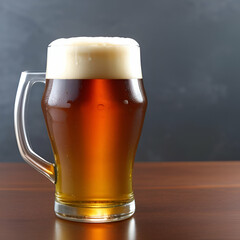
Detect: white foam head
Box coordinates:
(46, 37, 142, 79)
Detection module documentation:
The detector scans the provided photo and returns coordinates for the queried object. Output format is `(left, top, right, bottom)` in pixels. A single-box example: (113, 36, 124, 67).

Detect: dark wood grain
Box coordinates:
(2, 162, 240, 240)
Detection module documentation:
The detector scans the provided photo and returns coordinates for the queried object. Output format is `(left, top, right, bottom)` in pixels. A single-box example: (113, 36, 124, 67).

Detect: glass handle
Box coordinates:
(14, 71, 55, 184)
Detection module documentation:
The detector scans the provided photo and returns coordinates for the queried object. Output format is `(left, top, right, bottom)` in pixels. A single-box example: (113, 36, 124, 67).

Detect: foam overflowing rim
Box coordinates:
(48, 37, 140, 47)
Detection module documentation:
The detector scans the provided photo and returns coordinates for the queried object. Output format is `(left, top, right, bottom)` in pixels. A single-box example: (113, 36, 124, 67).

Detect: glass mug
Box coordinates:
(14, 37, 147, 223)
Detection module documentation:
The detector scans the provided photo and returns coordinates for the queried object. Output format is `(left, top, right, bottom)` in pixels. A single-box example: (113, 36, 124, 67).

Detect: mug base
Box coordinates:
(54, 199, 135, 223)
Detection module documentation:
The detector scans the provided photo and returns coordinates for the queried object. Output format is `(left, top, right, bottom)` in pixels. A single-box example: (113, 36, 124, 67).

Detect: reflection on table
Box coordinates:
(53, 217, 136, 240)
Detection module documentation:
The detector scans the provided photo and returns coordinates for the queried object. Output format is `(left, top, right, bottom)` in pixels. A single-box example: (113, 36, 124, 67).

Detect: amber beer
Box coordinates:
(42, 37, 147, 221)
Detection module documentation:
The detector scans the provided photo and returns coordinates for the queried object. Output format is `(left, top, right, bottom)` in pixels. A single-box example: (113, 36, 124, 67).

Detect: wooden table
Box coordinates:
(2, 162, 240, 240)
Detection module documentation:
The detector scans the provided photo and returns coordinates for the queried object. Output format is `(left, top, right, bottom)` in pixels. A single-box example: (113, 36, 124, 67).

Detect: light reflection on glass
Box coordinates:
(53, 217, 136, 240)
(129, 79, 144, 102)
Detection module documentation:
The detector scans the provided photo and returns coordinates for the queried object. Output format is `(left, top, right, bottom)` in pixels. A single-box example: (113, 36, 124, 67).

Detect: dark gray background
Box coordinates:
(1, 0, 240, 162)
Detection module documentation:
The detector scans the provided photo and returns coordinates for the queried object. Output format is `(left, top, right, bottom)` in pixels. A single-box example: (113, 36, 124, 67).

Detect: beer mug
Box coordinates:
(14, 37, 147, 222)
